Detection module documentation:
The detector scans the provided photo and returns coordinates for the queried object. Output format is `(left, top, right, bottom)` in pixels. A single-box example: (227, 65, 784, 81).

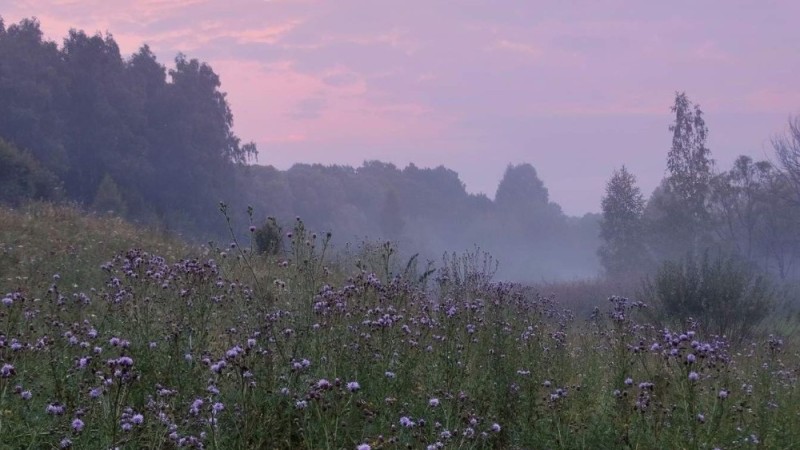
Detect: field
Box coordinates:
(0, 204, 798, 449)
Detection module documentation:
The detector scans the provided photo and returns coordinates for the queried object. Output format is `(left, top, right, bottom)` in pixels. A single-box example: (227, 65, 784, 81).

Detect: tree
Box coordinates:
(665, 92, 714, 250)
(0, 137, 61, 205)
(598, 166, 649, 279)
(379, 189, 404, 239)
(772, 116, 800, 205)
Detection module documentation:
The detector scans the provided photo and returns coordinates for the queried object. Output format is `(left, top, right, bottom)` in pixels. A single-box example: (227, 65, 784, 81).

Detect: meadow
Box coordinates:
(0, 203, 798, 449)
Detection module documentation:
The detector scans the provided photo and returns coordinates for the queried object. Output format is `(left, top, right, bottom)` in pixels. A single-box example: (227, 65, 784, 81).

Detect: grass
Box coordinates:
(0, 203, 798, 449)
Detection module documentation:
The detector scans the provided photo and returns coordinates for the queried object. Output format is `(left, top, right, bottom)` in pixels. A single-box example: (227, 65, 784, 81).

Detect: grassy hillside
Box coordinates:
(0, 204, 798, 449)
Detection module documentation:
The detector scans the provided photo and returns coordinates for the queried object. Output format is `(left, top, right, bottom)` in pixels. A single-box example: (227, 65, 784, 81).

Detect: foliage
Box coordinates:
(642, 251, 774, 341)
(0, 17, 257, 236)
(253, 217, 284, 256)
(91, 173, 127, 216)
(598, 166, 649, 279)
(0, 137, 61, 205)
(1, 204, 799, 449)
(772, 116, 800, 205)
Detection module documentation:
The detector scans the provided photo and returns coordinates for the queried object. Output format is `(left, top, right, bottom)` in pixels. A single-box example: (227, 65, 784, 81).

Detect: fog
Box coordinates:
(2, 7, 800, 283)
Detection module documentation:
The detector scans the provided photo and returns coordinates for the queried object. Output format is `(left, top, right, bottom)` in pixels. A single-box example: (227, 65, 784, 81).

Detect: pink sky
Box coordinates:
(5, 0, 800, 215)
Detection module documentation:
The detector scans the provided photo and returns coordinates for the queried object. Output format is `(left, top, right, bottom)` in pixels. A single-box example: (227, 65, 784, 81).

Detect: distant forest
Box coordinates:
(2, 17, 799, 282)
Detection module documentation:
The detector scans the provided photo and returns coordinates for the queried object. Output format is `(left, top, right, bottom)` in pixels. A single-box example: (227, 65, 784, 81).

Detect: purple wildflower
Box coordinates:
(0, 363, 15, 378)
(346, 381, 361, 392)
(71, 418, 84, 433)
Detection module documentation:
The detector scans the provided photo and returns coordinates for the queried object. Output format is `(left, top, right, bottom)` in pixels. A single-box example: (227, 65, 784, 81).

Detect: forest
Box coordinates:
(3, 15, 800, 450)
(1, 16, 800, 285)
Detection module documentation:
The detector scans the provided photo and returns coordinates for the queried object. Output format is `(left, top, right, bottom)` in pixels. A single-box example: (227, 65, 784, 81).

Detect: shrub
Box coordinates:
(642, 251, 774, 341)
(0, 138, 61, 205)
(254, 216, 283, 255)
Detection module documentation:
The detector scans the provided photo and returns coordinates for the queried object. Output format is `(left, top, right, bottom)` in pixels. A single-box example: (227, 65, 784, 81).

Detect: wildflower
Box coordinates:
(688, 371, 699, 382)
(295, 400, 308, 409)
(317, 379, 331, 389)
(2, 296, 12, 306)
(347, 381, 361, 392)
(385, 371, 396, 379)
(624, 377, 633, 386)
(21, 390, 32, 400)
(0, 363, 15, 378)
(118, 356, 134, 367)
(429, 398, 440, 407)
(696, 413, 705, 424)
(89, 387, 102, 398)
(132, 414, 144, 425)
(687, 353, 696, 364)
(249, 225, 256, 233)
(399, 416, 415, 428)
(212, 403, 224, 414)
(356, 445, 371, 450)
(189, 399, 204, 415)
(543, 380, 552, 387)
(718, 389, 729, 399)
(71, 418, 85, 433)
(46, 403, 65, 415)
(60, 438, 72, 448)
(490, 423, 501, 432)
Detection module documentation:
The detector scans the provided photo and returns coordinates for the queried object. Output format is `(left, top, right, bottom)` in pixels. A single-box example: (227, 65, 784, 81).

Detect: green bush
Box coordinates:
(0, 137, 62, 205)
(642, 251, 774, 341)
(254, 216, 283, 255)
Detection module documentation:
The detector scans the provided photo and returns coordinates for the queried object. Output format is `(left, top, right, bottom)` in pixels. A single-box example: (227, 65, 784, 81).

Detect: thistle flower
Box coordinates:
(21, 390, 32, 400)
(356, 445, 371, 450)
(718, 389, 729, 399)
(347, 381, 361, 392)
(688, 371, 699, 382)
(0, 363, 15, 378)
(429, 398, 440, 407)
(490, 423, 501, 432)
(131, 414, 144, 425)
(399, 416, 415, 428)
(71, 418, 85, 433)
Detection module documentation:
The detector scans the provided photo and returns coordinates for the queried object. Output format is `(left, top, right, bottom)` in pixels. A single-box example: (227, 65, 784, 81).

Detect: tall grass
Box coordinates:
(0, 204, 798, 449)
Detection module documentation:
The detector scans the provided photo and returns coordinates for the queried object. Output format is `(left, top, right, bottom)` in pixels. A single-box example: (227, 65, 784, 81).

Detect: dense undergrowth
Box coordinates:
(0, 204, 798, 449)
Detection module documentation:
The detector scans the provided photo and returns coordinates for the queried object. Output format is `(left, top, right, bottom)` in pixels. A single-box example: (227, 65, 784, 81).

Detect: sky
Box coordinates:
(4, 0, 800, 215)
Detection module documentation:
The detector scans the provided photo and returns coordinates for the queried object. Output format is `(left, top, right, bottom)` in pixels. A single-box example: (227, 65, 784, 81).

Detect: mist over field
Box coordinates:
(2, 3, 800, 449)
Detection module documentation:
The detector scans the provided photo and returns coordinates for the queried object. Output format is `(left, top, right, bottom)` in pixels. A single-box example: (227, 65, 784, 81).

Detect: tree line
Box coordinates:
(0, 17, 600, 280)
(599, 92, 800, 282)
